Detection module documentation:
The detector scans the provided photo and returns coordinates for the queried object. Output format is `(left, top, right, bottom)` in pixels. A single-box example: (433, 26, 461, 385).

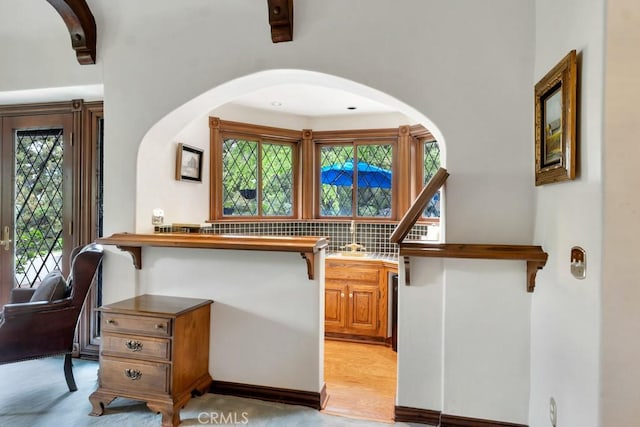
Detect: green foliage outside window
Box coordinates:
(14, 130, 64, 284)
(222, 138, 293, 216)
(220, 131, 441, 220)
(423, 141, 441, 218)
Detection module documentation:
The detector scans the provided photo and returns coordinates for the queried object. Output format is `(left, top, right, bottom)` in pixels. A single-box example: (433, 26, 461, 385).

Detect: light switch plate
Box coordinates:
(570, 246, 586, 279)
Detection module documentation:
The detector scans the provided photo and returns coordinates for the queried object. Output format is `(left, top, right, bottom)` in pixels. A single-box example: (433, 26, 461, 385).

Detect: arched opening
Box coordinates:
(137, 69, 446, 232)
(136, 69, 446, 422)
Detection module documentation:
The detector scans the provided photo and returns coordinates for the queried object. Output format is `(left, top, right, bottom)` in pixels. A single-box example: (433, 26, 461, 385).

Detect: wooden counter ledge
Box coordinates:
(97, 233, 329, 280)
(399, 242, 548, 292)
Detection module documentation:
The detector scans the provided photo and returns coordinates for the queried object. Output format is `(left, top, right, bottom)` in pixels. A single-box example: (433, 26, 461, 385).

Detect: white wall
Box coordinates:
(397, 258, 444, 411)
(601, 0, 640, 425)
(139, 248, 324, 391)
(2, 0, 540, 422)
(0, 0, 102, 93)
(443, 260, 531, 422)
(530, 0, 605, 426)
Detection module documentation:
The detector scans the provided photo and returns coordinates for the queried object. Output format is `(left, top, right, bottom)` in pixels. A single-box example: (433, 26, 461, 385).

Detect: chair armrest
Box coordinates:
(9, 288, 36, 303)
(2, 299, 72, 319)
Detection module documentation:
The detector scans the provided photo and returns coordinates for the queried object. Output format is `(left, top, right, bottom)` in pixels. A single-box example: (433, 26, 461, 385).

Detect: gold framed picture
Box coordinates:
(534, 50, 577, 186)
(175, 143, 203, 182)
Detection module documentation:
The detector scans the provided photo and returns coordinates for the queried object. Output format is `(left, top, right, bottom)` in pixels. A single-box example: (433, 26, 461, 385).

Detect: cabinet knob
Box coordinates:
(124, 368, 142, 380)
(125, 340, 143, 352)
(105, 319, 115, 325)
(155, 323, 165, 329)
(341, 292, 345, 298)
(349, 293, 353, 298)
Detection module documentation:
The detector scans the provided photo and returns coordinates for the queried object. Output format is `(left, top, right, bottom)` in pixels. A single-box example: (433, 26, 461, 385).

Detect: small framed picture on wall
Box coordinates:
(175, 143, 203, 182)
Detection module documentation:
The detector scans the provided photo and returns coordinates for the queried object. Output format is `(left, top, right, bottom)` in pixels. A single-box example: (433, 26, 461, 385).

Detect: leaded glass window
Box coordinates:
(222, 137, 294, 217)
(423, 140, 441, 218)
(14, 129, 64, 287)
(319, 142, 393, 218)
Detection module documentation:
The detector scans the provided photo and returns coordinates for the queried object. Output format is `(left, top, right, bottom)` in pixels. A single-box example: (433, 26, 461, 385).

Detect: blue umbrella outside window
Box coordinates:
(320, 159, 392, 189)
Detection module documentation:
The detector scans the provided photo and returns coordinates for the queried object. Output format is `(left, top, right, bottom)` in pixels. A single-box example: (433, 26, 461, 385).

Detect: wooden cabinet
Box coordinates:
(89, 294, 213, 427)
(325, 258, 393, 342)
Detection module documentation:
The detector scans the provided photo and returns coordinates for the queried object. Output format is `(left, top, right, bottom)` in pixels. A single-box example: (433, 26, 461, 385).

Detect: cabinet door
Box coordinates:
(347, 283, 379, 336)
(325, 281, 346, 332)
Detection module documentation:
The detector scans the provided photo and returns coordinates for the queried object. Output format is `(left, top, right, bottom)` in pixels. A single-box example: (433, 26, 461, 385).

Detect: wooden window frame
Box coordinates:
(313, 137, 398, 221)
(209, 117, 300, 221)
(410, 124, 440, 224)
(209, 118, 439, 223)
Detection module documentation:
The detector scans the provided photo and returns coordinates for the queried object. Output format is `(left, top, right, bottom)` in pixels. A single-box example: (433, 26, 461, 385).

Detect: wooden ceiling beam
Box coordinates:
(267, 0, 293, 43)
(46, 0, 97, 64)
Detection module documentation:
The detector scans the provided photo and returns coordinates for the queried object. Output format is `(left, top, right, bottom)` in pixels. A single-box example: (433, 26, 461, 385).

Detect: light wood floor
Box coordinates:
(323, 339, 397, 423)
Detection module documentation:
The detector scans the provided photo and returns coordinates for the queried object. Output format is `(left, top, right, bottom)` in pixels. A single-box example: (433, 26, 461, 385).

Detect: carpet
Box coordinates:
(0, 357, 418, 426)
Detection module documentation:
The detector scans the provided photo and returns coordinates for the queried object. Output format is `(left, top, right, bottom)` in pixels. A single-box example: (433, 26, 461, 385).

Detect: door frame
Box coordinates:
(0, 100, 103, 357)
(77, 102, 104, 358)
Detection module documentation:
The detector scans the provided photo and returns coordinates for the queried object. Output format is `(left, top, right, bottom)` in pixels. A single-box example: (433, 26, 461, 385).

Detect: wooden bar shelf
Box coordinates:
(399, 242, 548, 292)
(389, 167, 548, 291)
(97, 233, 328, 280)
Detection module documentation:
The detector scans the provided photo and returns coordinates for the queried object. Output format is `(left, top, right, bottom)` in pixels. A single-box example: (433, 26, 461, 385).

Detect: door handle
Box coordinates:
(0, 226, 11, 251)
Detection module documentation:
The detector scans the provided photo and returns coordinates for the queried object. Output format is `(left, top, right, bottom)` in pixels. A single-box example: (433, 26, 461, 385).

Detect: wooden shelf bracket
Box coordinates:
(300, 252, 314, 280)
(116, 246, 142, 270)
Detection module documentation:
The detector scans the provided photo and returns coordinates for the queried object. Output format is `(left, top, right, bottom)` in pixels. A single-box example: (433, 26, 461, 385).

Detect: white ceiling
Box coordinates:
(228, 83, 397, 117)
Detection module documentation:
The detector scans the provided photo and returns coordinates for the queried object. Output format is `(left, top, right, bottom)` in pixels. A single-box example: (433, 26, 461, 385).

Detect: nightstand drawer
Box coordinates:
(102, 313, 172, 337)
(101, 357, 170, 395)
(102, 333, 171, 361)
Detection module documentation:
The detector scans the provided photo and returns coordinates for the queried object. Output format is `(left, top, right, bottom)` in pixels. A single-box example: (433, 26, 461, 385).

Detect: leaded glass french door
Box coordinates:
(0, 113, 74, 306)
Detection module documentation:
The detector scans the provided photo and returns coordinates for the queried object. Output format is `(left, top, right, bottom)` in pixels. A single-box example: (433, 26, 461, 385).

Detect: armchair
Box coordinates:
(0, 243, 104, 391)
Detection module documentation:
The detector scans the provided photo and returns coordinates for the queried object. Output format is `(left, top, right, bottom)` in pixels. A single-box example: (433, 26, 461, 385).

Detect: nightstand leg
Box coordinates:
(147, 402, 180, 427)
(88, 390, 116, 416)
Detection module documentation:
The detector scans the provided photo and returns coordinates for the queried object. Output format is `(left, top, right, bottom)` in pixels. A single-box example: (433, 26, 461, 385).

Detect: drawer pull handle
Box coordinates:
(105, 319, 115, 325)
(155, 324, 165, 329)
(125, 340, 143, 352)
(124, 368, 142, 380)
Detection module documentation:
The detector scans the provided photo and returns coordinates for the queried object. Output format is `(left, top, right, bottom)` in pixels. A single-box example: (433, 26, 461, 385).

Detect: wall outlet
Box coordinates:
(550, 397, 557, 426)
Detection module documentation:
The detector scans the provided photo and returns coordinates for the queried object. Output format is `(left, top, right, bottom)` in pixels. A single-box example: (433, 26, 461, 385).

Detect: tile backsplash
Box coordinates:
(156, 221, 435, 257)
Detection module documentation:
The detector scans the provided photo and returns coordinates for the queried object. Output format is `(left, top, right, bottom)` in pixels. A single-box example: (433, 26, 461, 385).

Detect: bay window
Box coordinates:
(209, 117, 440, 223)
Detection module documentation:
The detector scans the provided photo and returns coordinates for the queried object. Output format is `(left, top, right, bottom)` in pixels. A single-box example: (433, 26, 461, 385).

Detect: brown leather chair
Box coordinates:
(0, 243, 104, 391)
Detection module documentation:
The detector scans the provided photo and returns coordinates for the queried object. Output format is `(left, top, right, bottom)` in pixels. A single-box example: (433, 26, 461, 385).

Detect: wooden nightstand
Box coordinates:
(89, 294, 213, 427)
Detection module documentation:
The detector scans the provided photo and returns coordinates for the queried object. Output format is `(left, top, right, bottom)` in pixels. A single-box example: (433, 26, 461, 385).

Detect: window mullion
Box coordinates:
(257, 139, 263, 217)
(352, 145, 358, 219)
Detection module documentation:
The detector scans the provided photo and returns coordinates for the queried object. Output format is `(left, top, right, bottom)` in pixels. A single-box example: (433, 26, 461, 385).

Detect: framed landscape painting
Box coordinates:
(534, 50, 577, 186)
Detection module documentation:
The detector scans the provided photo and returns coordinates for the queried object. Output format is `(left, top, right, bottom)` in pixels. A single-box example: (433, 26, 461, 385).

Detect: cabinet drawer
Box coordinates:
(102, 313, 172, 337)
(101, 357, 170, 395)
(325, 264, 379, 283)
(102, 333, 171, 361)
